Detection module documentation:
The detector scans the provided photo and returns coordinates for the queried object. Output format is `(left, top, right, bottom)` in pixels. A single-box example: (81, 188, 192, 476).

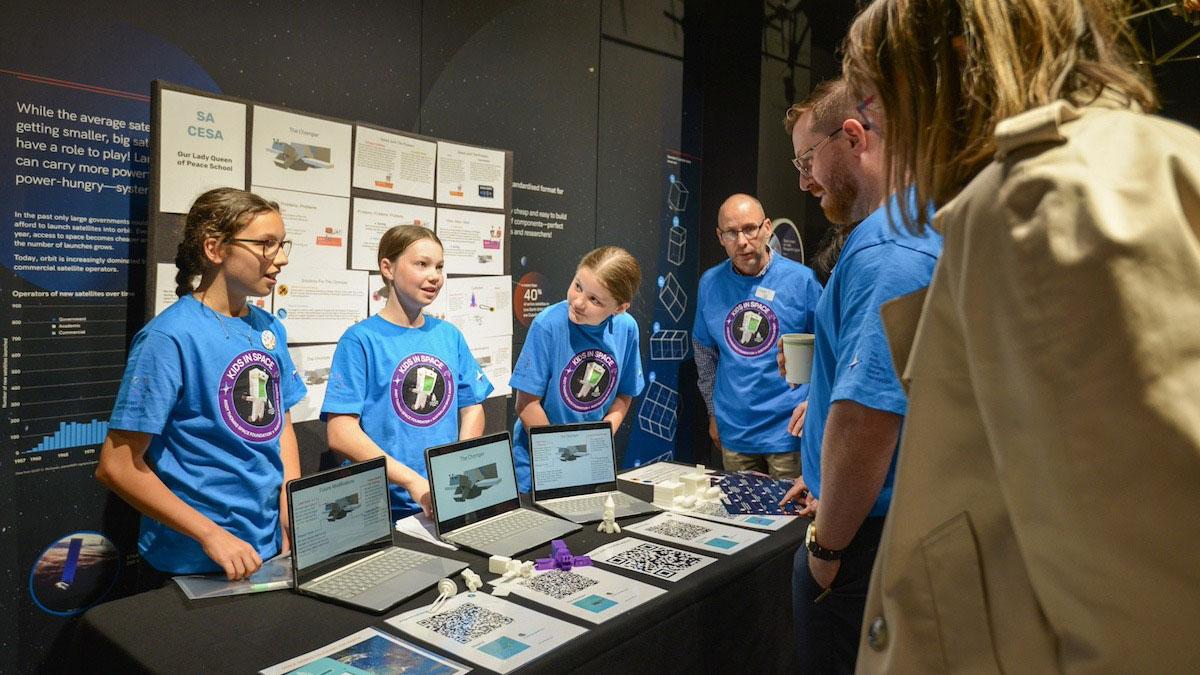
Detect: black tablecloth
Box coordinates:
(68, 511, 804, 674)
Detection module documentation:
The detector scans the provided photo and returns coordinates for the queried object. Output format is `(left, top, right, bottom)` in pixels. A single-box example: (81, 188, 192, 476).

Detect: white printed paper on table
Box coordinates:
(491, 564, 664, 624)
(158, 90, 247, 214)
(254, 186, 348, 271)
(286, 343, 336, 423)
(464, 333, 511, 399)
(352, 126, 436, 200)
(259, 626, 469, 675)
(251, 106, 352, 197)
(436, 141, 506, 210)
(272, 269, 368, 343)
(669, 502, 794, 531)
(388, 592, 585, 674)
(436, 208, 505, 276)
(623, 512, 768, 555)
(618, 461, 715, 486)
(350, 198, 436, 270)
(587, 537, 716, 582)
(426, 276, 512, 339)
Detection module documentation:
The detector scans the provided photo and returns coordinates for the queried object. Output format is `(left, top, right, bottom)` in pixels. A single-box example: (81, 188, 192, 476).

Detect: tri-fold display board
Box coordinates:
(147, 81, 515, 421)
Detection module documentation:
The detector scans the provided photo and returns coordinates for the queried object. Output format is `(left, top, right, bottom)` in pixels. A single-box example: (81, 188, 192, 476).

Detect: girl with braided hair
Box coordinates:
(97, 187, 306, 586)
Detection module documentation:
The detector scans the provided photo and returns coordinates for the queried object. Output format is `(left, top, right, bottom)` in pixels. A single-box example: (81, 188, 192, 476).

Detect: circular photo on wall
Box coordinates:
(28, 531, 121, 616)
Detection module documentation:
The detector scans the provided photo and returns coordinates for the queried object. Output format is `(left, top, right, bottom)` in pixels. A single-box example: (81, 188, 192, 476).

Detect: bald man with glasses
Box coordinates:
(692, 193, 822, 479)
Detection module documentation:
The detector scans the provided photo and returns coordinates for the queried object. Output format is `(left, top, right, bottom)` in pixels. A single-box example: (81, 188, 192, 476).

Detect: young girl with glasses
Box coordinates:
(322, 225, 492, 518)
(508, 246, 645, 492)
(97, 187, 306, 585)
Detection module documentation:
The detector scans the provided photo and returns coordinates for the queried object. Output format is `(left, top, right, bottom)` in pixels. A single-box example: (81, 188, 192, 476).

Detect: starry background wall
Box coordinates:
(0, 1, 690, 671)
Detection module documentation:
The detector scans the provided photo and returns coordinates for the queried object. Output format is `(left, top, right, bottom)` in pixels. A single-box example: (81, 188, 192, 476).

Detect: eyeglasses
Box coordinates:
(232, 238, 292, 259)
(791, 96, 877, 178)
(718, 218, 767, 244)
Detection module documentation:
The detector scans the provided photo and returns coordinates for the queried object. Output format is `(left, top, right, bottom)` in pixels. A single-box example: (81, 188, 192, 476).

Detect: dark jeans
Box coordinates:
(792, 516, 885, 674)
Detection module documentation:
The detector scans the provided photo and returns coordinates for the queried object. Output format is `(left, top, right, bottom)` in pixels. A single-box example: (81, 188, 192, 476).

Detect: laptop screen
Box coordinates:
(289, 458, 393, 574)
(529, 422, 619, 501)
(426, 433, 521, 533)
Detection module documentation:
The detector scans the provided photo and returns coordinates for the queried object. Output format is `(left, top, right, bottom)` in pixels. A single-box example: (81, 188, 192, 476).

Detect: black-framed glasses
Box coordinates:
(791, 96, 877, 178)
(232, 238, 292, 259)
(717, 217, 767, 244)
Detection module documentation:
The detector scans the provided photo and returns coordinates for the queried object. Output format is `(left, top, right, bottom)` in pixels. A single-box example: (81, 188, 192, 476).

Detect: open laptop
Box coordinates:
(426, 432, 580, 557)
(529, 422, 660, 523)
(286, 457, 467, 613)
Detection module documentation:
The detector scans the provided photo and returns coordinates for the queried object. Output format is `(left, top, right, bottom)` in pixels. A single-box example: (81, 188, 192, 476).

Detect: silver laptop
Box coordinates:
(286, 457, 467, 613)
(426, 432, 579, 557)
(530, 422, 660, 523)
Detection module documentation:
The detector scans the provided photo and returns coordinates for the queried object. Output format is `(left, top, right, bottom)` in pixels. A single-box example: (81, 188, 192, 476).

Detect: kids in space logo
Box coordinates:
(391, 353, 454, 427)
(219, 350, 283, 442)
(723, 300, 779, 357)
(559, 349, 618, 412)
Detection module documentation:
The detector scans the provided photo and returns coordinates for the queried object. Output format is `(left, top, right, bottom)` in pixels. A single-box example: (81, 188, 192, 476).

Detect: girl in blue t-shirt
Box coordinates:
(97, 188, 306, 582)
(509, 246, 645, 491)
(323, 225, 492, 518)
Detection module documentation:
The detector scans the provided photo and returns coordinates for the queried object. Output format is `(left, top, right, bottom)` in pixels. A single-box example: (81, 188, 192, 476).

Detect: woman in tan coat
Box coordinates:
(841, 1, 1200, 671)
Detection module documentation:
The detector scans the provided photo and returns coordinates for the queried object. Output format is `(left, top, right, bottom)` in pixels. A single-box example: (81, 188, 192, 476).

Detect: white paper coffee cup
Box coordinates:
(781, 333, 815, 385)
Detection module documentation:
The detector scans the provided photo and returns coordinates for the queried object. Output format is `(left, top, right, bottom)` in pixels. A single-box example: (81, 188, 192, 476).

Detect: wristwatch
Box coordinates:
(805, 522, 844, 561)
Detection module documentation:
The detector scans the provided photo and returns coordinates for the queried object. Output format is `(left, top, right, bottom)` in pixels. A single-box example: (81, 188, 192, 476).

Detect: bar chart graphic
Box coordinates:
(25, 419, 110, 454)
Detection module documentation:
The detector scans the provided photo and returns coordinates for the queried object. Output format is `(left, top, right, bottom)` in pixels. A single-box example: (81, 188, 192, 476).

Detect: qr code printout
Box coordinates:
(607, 542, 707, 579)
(645, 518, 711, 541)
(417, 602, 513, 644)
(521, 570, 599, 600)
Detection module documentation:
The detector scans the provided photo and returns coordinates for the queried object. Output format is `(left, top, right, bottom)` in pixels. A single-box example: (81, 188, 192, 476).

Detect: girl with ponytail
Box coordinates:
(97, 187, 307, 586)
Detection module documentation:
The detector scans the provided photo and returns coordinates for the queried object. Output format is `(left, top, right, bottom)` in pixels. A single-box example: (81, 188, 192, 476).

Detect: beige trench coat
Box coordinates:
(856, 97, 1200, 672)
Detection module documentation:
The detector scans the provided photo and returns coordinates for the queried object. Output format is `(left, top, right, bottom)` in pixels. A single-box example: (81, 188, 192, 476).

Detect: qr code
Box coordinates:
(417, 602, 513, 644)
(521, 570, 598, 599)
(645, 519, 710, 540)
(607, 542, 706, 579)
(691, 501, 734, 519)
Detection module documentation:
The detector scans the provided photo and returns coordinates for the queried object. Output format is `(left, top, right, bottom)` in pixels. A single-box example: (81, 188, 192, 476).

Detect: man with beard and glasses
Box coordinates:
(776, 79, 941, 673)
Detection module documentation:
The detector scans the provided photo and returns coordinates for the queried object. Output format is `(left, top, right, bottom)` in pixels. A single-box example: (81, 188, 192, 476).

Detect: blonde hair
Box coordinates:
(378, 224, 441, 264)
(175, 188, 279, 297)
(579, 246, 640, 306)
(843, 0, 1157, 232)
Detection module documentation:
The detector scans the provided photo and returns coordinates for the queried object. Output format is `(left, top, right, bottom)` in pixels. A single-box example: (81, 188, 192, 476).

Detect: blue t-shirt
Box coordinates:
(322, 314, 493, 516)
(509, 301, 645, 492)
(693, 254, 822, 454)
(108, 295, 307, 574)
(801, 193, 942, 516)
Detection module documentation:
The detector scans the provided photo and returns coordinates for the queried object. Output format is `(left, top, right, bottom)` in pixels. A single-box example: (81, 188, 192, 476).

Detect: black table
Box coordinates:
(69, 510, 804, 674)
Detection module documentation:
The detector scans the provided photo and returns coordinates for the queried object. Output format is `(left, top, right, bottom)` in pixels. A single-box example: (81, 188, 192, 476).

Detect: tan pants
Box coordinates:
(721, 447, 800, 479)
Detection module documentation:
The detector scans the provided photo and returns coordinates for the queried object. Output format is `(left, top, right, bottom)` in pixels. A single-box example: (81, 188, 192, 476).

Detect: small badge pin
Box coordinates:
(261, 330, 277, 350)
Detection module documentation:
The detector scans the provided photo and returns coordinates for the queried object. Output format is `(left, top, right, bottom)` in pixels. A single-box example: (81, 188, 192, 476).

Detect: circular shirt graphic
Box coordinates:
(559, 349, 619, 413)
(723, 300, 779, 357)
(218, 350, 284, 442)
(28, 531, 121, 616)
(391, 353, 454, 427)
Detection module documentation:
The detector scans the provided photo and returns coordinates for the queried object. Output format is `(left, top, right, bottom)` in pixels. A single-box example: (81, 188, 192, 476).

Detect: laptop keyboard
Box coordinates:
(452, 509, 559, 547)
(554, 492, 639, 513)
(307, 548, 434, 601)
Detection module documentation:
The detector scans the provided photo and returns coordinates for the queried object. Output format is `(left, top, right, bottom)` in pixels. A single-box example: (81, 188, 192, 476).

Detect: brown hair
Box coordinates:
(843, 0, 1157, 232)
(579, 246, 640, 307)
(783, 79, 862, 136)
(175, 188, 280, 297)
(378, 224, 442, 264)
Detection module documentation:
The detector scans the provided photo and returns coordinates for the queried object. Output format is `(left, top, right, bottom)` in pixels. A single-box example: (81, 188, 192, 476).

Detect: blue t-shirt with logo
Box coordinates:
(108, 295, 307, 574)
(801, 193, 942, 517)
(322, 314, 493, 517)
(693, 254, 822, 454)
(509, 301, 645, 492)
